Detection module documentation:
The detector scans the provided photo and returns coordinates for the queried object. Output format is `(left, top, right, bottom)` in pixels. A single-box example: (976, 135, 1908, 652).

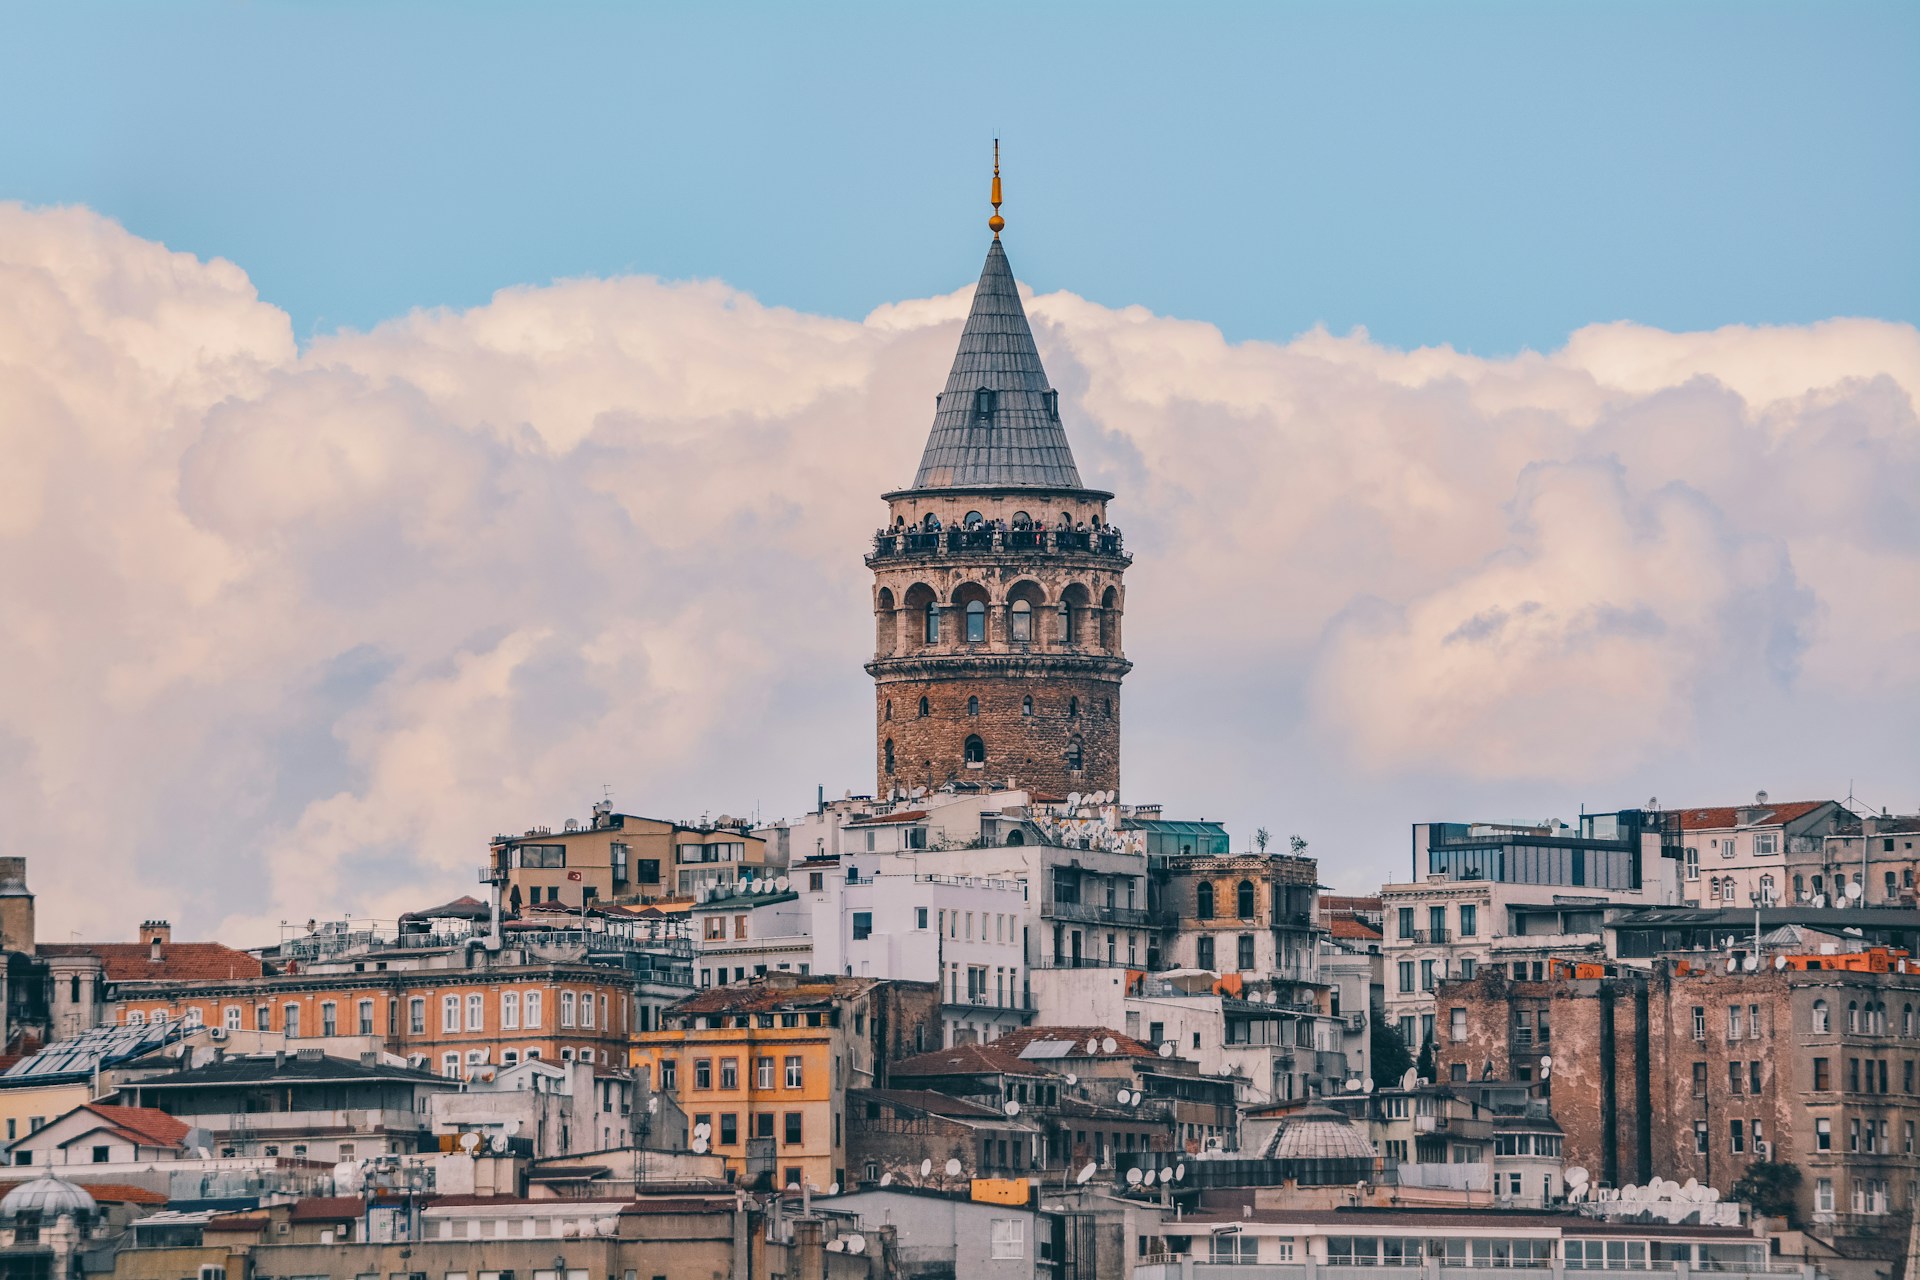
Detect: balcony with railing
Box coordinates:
(1045, 900, 1153, 928)
(870, 525, 1128, 563)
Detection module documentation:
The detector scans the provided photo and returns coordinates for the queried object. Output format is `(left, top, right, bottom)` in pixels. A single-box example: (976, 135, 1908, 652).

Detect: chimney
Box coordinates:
(0, 858, 35, 956)
(141, 920, 172, 946)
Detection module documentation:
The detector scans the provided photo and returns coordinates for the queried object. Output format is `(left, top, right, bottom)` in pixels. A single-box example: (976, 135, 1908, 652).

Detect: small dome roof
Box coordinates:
(2, 1173, 97, 1218)
(1266, 1105, 1378, 1163)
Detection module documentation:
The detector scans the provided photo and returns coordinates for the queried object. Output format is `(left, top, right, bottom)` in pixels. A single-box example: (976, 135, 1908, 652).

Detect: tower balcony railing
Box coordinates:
(871, 527, 1128, 562)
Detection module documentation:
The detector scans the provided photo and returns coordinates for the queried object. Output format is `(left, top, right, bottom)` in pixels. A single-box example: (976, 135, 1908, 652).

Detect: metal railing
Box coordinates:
(871, 527, 1127, 560)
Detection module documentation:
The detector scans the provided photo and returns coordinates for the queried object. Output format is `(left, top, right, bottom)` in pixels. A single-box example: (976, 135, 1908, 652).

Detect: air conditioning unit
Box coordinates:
(1755, 1141, 1771, 1160)
(1344, 1013, 1366, 1032)
(207, 1027, 228, 1041)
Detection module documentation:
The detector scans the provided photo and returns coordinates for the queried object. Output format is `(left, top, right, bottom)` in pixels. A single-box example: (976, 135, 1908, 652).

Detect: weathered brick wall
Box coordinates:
(875, 673, 1122, 798)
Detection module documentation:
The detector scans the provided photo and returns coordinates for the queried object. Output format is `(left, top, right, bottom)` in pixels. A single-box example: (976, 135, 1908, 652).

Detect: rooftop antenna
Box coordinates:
(989, 139, 1005, 238)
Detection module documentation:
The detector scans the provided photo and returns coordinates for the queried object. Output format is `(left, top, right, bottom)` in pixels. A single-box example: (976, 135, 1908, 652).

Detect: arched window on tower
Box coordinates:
(1237, 879, 1256, 920)
(1011, 599, 1032, 642)
(918, 696, 929, 718)
(964, 735, 986, 766)
(924, 602, 940, 644)
(1068, 696, 1079, 719)
(974, 387, 996, 418)
(1066, 735, 1083, 771)
(884, 739, 895, 775)
(1196, 883, 1215, 920)
(967, 695, 979, 717)
(965, 600, 986, 643)
(1022, 696, 1034, 717)
(884, 699, 892, 721)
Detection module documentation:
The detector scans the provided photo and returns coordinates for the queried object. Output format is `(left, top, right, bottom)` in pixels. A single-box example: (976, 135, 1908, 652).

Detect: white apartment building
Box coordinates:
(1381, 810, 1682, 1057)
(1676, 794, 1850, 908)
(687, 854, 1030, 1046)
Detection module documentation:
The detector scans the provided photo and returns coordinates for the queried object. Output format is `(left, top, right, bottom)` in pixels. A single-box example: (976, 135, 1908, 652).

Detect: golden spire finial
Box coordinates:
(988, 138, 1005, 237)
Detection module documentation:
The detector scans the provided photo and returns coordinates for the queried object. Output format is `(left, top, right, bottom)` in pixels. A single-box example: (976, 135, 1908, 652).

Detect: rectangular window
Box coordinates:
(284, 1004, 301, 1037)
(442, 995, 460, 1033)
(1692, 1062, 1707, 1097)
(1816, 1118, 1832, 1150)
(466, 993, 484, 1031)
(1730, 1120, 1745, 1153)
(757, 1056, 775, 1089)
(1692, 1007, 1706, 1040)
(1816, 1178, 1834, 1213)
(1750, 1061, 1762, 1094)
(1693, 1121, 1708, 1153)
(1814, 1058, 1831, 1091)
(916, 907, 928, 930)
(694, 1059, 712, 1090)
(222, 1005, 241, 1031)
(1398, 906, 1415, 938)
(659, 1060, 676, 1091)
(991, 1218, 1025, 1261)
(720, 1058, 739, 1090)
(501, 991, 520, 1030)
(720, 1113, 738, 1145)
(525, 990, 543, 1029)
(785, 1055, 804, 1089)
(1728, 1005, 1743, 1039)
(560, 992, 576, 1027)
(1458, 904, 1477, 937)
(1420, 959, 1436, 991)
(442, 1051, 461, 1079)
(320, 1002, 338, 1036)
(852, 912, 873, 941)
(1727, 1062, 1742, 1094)
(356, 999, 374, 1036)
(582, 991, 596, 1029)
(1449, 1008, 1467, 1042)
(610, 841, 629, 882)
(1237, 934, 1255, 971)
(1398, 960, 1414, 994)
(784, 1112, 803, 1145)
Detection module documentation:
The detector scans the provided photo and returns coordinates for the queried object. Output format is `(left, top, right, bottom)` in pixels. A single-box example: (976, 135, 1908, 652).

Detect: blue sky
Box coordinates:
(4, 1, 1915, 352)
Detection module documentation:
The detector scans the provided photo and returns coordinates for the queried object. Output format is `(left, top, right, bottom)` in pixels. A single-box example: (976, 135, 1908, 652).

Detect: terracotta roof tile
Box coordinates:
(0, 1181, 167, 1206)
(37, 942, 263, 983)
(889, 1041, 1043, 1077)
(289, 1196, 368, 1222)
(1674, 800, 1836, 831)
(669, 977, 874, 1017)
(1329, 918, 1383, 940)
(990, 1026, 1158, 1060)
(81, 1104, 191, 1148)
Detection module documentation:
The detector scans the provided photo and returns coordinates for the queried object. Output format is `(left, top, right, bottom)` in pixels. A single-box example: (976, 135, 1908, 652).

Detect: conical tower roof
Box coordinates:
(909, 238, 1084, 491)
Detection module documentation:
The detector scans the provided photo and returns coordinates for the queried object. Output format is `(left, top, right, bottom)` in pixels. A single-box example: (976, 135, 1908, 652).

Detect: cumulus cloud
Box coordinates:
(2, 202, 1916, 935)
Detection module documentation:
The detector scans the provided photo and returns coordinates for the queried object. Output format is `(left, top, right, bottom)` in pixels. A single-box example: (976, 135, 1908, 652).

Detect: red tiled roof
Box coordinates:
(1320, 895, 1382, 913)
(1674, 801, 1835, 832)
(0, 1181, 167, 1206)
(991, 1026, 1158, 1060)
(668, 977, 873, 1016)
(38, 942, 264, 983)
(79, 1104, 191, 1148)
(289, 1196, 366, 1222)
(889, 1041, 1043, 1078)
(848, 810, 927, 826)
(1329, 917, 1383, 940)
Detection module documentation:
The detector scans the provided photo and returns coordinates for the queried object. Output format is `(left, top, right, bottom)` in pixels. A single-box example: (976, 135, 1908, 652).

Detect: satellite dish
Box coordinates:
(1400, 1068, 1418, 1091)
(879, 1172, 894, 1186)
(1742, 954, 1758, 972)
(1158, 1167, 1174, 1184)
(1102, 1036, 1118, 1054)
(1076, 1162, 1097, 1184)
(825, 1240, 846, 1254)
(1539, 1055, 1552, 1069)
(847, 1234, 867, 1256)
(489, 1135, 507, 1153)
(1175, 1164, 1187, 1181)
(647, 1096, 659, 1113)
(694, 1122, 712, 1139)
(776, 877, 790, 892)
(1363, 1078, 1375, 1093)
(1067, 792, 1082, 809)
(920, 1159, 933, 1177)
(1125, 1168, 1144, 1186)
(458, 1132, 481, 1152)
(1847, 881, 1863, 901)
(1813, 894, 1827, 907)
(691, 1138, 709, 1153)
(1115, 1089, 1132, 1105)
(1774, 955, 1788, 970)
(1087, 1038, 1102, 1054)
(826, 1182, 840, 1196)
(1129, 1092, 1142, 1107)
(1064, 1072, 1078, 1085)
(944, 1158, 962, 1177)
(1344, 1079, 1362, 1092)
(595, 1217, 617, 1234)
(1541, 1067, 1551, 1080)
(1158, 1043, 1174, 1058)
(1004, 1100, 1021, 1117)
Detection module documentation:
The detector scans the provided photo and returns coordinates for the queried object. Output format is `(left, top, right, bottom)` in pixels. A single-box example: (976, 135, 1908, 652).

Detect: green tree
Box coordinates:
(1731, 1161, 1802, 1223)
(1416, 1035, 1436, 1082)
(1371, 1019, 1414, 1083)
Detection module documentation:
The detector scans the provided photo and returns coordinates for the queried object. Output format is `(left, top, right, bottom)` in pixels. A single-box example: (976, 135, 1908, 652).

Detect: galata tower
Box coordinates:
(866, 146, 1132, 799)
